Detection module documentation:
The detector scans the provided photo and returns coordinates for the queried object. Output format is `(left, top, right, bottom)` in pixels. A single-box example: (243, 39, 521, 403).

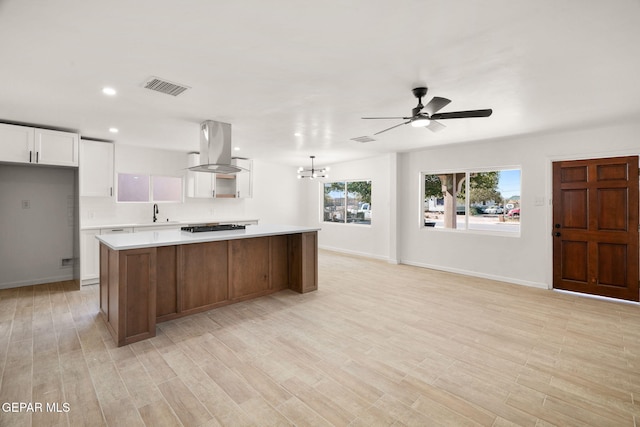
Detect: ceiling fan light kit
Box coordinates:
(362, 86, 492, 135)
(297, 156, 329, 180)
(411, 117, 430, 127)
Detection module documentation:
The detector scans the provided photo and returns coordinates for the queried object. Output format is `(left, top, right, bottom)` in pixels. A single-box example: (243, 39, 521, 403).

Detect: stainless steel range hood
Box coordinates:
(188, 120, 244, 173)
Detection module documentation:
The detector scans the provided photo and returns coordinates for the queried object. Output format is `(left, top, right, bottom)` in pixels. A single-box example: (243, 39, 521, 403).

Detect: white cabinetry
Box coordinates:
(186, 153, 215, 198)
(186, 153, 252, 199)
(35, 128, 79, 166)
(0, 123, 79, 167)
(0, 123, 34, 163)
(234, 158, 253, 199)
(80, 140, 114, 197)
(101, 227, 134, 235)
(80, 227, 133, 285)
(80, 229, 100, 285)
(133, 224, 181, 232)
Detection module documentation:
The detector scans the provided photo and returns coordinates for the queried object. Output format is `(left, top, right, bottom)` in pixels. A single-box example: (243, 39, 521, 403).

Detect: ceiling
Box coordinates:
(1, 0, 640, 168)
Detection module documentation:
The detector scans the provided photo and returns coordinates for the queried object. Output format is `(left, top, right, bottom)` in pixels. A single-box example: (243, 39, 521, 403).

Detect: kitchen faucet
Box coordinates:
(153, 203, 159, 222)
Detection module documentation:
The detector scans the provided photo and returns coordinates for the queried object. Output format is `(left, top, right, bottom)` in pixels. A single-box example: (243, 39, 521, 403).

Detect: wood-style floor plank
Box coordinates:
(0, 251, 639, 426)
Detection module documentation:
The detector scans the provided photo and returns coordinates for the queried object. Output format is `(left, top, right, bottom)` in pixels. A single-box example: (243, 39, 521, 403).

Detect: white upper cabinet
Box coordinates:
(0, 123, 79, 167)
(186, 153, 215, 198)
(233, 158, 253, 199)
(35, 128, 79, 166)
(0, 123, 35, 163)
(185, 154, 252, 199)
(80, 139, 114, 197)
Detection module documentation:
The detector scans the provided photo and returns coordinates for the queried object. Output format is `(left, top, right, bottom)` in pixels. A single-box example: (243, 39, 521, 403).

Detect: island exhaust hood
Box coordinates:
(188, 120, 244, 174)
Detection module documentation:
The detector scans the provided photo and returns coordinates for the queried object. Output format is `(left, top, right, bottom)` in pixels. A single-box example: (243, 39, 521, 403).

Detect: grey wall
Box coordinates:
(0, 164, 76, 288)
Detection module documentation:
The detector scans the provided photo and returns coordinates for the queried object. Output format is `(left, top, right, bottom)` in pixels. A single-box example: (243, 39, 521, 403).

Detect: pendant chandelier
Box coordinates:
(297, 155, 329, 179)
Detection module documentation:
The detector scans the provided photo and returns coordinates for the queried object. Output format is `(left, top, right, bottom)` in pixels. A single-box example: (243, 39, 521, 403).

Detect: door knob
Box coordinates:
(554, 232, 561, 237)
(554, 223, 561, 228)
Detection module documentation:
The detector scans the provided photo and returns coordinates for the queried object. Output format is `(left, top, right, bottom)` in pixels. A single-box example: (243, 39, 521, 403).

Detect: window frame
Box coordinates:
(321, 179, 372, 226)
(116, 172, 184, 204)
(420, 167, 521, 236)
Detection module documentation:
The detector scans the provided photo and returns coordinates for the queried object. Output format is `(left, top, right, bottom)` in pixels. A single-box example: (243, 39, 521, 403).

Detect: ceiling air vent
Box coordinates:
(143, 76, 190, 96)
(350, 136, 376, 143)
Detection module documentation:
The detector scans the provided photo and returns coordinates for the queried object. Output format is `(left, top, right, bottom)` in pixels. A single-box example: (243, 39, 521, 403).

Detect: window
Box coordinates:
(117, 173, 183, 203)
(152, 175, 183, 202)
(117, 173, 149, 202)
(323, 180, 371, 225)
(423, 169, 520, 233)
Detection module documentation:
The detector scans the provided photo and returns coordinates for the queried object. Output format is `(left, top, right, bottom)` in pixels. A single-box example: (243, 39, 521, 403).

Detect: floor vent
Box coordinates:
(143, 76, 190, 96)
(350, 136, 376, 143)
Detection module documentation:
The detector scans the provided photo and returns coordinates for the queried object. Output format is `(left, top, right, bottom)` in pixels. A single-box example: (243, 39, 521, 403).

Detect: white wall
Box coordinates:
(398, 121, 640, 288)
(76, 121, 639, 291)
(0, 164, 76, 288)
(303, 153, 394, 260)
(245, 159, 305, 226)
(80, 144, 303, 227)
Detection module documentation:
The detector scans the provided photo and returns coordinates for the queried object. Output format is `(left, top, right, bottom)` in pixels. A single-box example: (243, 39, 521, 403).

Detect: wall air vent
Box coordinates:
(350, 136, 376, 143)
(143, 76, 190, 96)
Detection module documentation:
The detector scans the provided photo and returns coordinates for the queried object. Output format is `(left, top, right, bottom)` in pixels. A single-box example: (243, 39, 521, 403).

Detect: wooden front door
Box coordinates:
(552, 156, 639, 301)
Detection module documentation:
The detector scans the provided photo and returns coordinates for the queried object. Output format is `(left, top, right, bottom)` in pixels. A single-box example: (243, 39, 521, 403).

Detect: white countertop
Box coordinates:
(81, 218, 259, 231)
(96, 224, 320, 250)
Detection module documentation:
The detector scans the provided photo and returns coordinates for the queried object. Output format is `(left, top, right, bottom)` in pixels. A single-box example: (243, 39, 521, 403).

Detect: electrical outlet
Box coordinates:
(21, 200, 30, 209)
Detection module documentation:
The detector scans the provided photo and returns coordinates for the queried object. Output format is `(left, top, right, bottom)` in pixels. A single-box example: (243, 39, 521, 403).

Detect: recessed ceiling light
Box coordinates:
(234, 147, 240, 151)
(294, 132, 302, 137)
(109, 127, 119, 133)
(102, 87, 117, 96)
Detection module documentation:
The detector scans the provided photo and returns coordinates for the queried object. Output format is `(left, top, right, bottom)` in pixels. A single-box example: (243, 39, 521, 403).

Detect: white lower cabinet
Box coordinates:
(80, 227, 133, 285)
(132, 224, 181, 232)
(80, 230, 100, 285)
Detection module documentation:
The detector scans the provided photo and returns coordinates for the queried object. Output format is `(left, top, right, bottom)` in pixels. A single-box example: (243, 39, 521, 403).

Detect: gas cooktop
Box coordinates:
(180, 224, 246, 233)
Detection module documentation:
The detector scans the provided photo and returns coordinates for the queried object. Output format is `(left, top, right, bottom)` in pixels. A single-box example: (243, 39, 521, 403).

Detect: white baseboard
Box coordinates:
(0, 274, 75, 290)
(316, 246, 548, 290)
(318, 245, 390, 262)
(399, 260, 550, 290)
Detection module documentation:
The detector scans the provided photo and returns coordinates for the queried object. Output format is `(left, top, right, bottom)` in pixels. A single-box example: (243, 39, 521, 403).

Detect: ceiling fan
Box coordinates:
(362, 87, 492, 135)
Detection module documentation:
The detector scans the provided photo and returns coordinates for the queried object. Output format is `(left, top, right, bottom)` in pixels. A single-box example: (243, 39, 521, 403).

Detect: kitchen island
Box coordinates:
(97, 224, 319, 346)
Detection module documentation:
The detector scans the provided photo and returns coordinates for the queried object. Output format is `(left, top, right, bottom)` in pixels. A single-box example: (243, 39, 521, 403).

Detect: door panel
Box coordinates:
(553, 156, 639, 301)
(597, 163, 628, 180)
(561, 165, 587, 182)
(561, 241, 588, 282)
(561, 189, 588, 228)
(597, 243, 627, 287)
(597, 188, 627, 231)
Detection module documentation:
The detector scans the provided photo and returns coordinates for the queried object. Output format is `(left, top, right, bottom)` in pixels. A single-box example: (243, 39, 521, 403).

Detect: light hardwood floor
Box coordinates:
(1, 250, 639, 426)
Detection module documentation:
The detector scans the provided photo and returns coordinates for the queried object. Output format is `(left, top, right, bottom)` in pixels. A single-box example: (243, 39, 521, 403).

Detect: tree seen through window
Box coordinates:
(324, 180, 371, 224)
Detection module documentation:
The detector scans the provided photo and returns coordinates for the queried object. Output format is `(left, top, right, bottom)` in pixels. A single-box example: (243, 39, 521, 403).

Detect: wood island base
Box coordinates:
(99, 231, 318, 346)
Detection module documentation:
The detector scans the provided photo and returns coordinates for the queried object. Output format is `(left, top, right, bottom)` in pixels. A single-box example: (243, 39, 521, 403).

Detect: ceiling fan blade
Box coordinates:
(426, 120, 446, 133)
(423, 97, 451, 115)
(373, 121, 411, 135)
(431, 109, 493, 120)
(362, 116, 410, 120)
